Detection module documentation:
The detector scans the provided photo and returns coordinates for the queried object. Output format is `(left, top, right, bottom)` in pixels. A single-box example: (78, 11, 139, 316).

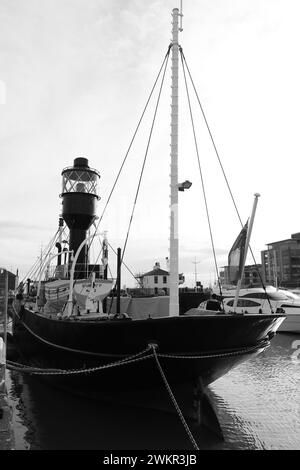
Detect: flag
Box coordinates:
(228, 221, 248, 284)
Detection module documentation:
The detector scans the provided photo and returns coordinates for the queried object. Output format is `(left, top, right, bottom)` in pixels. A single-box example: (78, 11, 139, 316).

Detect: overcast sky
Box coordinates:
(1, 0, 300, 288)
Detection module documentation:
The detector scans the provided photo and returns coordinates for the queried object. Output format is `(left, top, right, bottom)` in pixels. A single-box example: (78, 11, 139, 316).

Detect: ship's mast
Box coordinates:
(169, 7, 181, 316)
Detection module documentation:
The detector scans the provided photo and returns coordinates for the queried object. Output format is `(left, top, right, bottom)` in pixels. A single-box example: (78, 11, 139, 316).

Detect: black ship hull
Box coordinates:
(11, 305, 284, 394)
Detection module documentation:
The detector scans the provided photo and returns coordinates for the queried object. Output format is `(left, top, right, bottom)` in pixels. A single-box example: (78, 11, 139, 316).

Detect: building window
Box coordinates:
(163, 276, 167, 284)
(154, 276, 158, 284)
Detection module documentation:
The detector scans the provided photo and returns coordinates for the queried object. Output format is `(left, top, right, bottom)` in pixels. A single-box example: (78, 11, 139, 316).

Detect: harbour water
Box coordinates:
(5, 332, 300, 451)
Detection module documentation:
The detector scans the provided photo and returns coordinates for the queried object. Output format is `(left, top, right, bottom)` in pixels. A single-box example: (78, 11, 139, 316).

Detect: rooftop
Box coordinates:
(139, 268, 169, 278)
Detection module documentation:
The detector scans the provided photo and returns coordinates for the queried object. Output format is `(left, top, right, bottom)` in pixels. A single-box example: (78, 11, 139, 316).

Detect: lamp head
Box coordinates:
(178, 180, 192, 191)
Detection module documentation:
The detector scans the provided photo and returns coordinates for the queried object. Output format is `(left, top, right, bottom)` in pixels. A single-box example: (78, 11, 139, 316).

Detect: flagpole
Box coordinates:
(233, 193, 260, 312)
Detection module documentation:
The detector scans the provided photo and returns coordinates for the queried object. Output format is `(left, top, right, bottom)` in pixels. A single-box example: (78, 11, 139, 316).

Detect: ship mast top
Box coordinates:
(179, 0, 183, 32)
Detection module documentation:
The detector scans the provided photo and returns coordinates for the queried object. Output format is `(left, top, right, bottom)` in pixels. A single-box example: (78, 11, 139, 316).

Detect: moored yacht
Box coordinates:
(200, 286, 300, 333)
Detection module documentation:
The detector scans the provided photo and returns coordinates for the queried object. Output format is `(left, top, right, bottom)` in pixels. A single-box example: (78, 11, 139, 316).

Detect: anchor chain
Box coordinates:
(6, 346, 153, 376)
(6, 337, 267, 451)
(157, 339, 270, 360)
(149, 343, 199, 451)
(6, 340, 269, 375)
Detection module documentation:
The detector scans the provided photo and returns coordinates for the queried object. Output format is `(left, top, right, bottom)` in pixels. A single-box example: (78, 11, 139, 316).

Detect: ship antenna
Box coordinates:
(179, 0, 183, 32)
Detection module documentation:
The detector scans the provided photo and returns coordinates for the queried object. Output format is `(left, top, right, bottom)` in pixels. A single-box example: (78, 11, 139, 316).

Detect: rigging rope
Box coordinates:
(89, 46, 172, 250)
(180, 48, 223, 302)
(78, 47, 171, 291)
(180, 49, 272, 310)
(180, 50, 243, 226)
(19, 228, 60, 287)
(87, 230, 143, 289)
(121, 50, 170, 265)
(106, 240, 143, 288)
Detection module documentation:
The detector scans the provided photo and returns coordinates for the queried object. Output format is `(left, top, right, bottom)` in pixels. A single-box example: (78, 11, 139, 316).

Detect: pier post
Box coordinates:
(0, 269, 8, 393)
(0, 268, 14, 450)
(117, 248, 121, 314)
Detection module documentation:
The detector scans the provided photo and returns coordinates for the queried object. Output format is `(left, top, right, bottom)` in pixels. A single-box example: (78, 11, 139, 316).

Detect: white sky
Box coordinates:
(1, 0, 300, 288)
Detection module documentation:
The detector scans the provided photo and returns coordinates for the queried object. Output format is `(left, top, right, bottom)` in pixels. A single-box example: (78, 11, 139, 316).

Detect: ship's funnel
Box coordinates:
(60, 158, 100, 277)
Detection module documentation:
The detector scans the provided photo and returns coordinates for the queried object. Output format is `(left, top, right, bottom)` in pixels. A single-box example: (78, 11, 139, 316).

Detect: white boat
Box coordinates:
(200, 286, 300, 333)
(43, 278, 114, 314)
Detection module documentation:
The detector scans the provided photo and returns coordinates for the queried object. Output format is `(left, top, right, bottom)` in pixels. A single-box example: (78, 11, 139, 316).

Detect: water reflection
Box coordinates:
(210, 333, 300, 450)
(7, 333, 300, 450)
(8, 371, 217, 450)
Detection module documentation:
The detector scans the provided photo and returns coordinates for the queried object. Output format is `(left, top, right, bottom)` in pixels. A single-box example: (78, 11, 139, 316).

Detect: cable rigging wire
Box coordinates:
(19, 228, 60, 287)
(82, 47, 171, 287)
(121, 49, 170, 265)
(106, 240, 143, 288)
(180, 50, 243, 226)
(179, 48, 223, 299)
(89, 228, 142, 288)
(84, 48, 171, 286)
(89, 46, 172, 251)
(86, 48, 171, 289)
(180, 49, 271, 308)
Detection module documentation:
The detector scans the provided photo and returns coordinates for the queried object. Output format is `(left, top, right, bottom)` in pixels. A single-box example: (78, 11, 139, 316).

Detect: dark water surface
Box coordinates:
(6, 333, 300, 450)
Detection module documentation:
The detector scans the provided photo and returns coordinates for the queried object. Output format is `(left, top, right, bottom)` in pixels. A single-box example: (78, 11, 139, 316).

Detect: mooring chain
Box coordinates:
(149, 343, 199, 451)
(7, 338, 267, 451)
(6, 340, 268, 375)
(7, 346, 154, 376)
(157, 340, 270, 360)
